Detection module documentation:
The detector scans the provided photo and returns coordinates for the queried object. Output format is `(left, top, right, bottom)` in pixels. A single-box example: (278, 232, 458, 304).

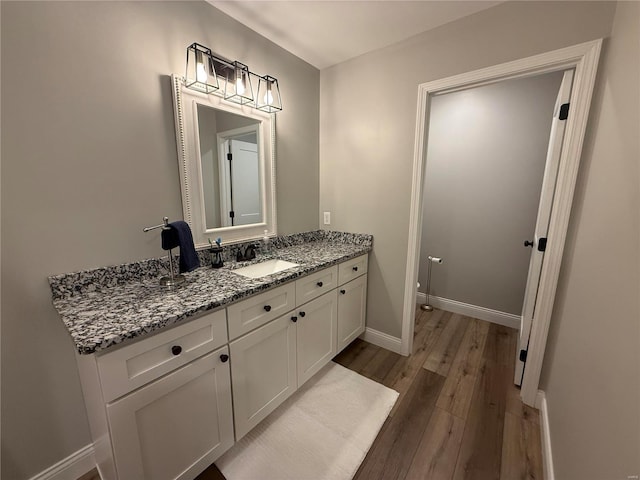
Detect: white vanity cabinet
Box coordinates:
(227, 283, 296, 340)
(229, 287, 340, 441)
(230, 288, 338, 440)
(337, 253, 368, 286)
(337, 273, 368, 352)
(107, 348, 234, 480)
(227, 257, 366, 440)
(336, 253, 368, 353)
(296, 289, 338, 385)
(228, 287, 339, 441)
(75, 253, 369, 480)
(77, 309, 234, 480)
(229, 314, 297, 439)
(295, 265, 338, 305)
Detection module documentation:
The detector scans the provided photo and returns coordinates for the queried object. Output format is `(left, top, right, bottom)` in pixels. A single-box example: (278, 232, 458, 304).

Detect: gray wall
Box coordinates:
(419, 72, 563, 315)
(320, 0, 615, 339)
(0, 2, 319, 478)
(539, 2, 640, 478)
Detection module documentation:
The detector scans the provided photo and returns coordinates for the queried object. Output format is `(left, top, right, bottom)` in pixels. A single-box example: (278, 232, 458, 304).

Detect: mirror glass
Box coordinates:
(171, 74, 276, 248)
(197, 105, 262, 229)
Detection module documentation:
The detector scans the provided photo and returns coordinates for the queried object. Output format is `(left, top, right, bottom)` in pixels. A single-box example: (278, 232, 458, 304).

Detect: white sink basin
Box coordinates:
(232, 259, 299, 279)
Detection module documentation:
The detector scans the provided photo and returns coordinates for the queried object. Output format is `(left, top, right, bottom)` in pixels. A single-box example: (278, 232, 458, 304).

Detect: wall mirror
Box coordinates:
(171, 74, 276, 247)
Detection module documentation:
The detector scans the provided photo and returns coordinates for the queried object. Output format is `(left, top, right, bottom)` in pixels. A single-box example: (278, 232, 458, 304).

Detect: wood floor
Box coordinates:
(79, 308, 542, 480)
(343, 308, 543, 480)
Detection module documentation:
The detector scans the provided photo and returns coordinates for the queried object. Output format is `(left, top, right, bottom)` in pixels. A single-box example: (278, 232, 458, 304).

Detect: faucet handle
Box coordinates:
(244, 244, 257, 260)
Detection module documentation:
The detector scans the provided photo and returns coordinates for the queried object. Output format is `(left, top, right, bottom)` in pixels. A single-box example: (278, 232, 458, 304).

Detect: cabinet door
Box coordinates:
(107, 348, 234, 480)
(296, 290, 338, 386)
(230, 315, 297, 439)
(337, 274, 368, 353)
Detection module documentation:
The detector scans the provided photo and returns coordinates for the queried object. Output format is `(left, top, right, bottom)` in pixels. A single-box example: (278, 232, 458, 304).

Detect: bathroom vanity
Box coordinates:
(46, 71, 374, 480)
(49, 231, 371, 480)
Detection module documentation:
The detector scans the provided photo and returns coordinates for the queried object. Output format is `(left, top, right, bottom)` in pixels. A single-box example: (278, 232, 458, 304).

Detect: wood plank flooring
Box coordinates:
(78, 308, 542, 480)
(344, 310, 543, 480)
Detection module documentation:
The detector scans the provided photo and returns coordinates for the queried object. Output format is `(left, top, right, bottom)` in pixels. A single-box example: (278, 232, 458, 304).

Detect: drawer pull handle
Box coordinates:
(340, 289, 346, 294)
(264, 305, 272, 312)
(317, 281, 323, 287)
(291, 316, 298, 323)
(299, 311, 306, 317)
(220, 354, 229, 363)
(171, 345, 182, 356)
(352, 266, 358, 272)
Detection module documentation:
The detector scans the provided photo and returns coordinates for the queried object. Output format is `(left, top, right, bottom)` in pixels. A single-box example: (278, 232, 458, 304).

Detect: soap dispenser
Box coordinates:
(262, 230, 271, 255)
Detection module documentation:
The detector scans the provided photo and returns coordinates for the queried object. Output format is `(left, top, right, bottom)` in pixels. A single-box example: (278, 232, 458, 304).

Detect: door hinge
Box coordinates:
(559, 103, 570, 120)
(519, 349, 528, 362)
(229, 210, 235, 218)
(537, 237, 547, 252)
(227, 153, 232, 161)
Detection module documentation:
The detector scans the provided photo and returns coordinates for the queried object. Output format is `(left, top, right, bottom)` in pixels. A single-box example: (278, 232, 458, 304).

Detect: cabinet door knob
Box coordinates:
(220, 354, 229, 363)
(317, 281, 323, 287)
(340, 289, 346, 294)
(291, 316, 298, 323)
(352, 266, 358, 272)
(299, 311, 306, 317)
(264, 305, 272, 312)
(171, 345, 182, 356)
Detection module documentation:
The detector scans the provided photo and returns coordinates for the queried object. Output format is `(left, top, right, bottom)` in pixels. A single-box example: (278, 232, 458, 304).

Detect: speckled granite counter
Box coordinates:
(49, 231, 372, 355)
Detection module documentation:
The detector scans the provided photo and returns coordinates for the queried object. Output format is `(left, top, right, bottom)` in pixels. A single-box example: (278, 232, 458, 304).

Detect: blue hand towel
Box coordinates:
(161, 221, 200, 273)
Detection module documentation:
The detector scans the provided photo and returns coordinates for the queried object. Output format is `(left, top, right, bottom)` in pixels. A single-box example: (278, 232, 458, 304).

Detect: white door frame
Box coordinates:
(401, 39, 602, 406)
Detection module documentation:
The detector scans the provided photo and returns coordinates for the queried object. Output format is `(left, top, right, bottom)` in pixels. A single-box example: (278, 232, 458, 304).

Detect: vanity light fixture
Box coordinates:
(256, 75, 283, 113)
(185, 43, 219, 94)
(184, 42, 282, 112)
(224, 61, 254, 105)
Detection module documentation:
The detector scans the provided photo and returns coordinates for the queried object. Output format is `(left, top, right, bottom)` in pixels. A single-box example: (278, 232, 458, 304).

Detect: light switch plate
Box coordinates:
(323, 212, 331, 225)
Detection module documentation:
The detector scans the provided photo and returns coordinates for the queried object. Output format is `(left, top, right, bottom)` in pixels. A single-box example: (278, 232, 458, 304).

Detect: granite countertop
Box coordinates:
(49, 231, 372, 355)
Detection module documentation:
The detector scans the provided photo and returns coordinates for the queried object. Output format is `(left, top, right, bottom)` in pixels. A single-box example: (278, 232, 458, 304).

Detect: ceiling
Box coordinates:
(209, 1, 503, 70)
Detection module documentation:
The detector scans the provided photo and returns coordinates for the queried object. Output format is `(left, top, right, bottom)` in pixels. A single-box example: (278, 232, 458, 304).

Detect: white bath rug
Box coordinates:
(216, 362, 398, 480)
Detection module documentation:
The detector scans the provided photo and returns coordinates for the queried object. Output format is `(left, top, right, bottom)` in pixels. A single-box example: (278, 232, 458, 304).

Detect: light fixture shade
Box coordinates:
(224, 61, 254, 105)
(256, 75, 283, 112)
(185, 43, 219, 94)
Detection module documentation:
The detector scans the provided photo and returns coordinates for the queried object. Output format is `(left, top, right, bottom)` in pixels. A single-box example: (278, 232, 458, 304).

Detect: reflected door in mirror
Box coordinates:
(219, 135, 261, 227)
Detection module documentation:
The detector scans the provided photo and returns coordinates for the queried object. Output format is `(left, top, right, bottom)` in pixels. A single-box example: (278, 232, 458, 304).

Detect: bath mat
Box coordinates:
(216, 362, 398, 480)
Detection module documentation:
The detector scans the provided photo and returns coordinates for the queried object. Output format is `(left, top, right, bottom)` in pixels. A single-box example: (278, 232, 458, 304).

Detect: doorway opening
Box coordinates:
(402, 40, 602, 406)
(417, 69, 574, 387)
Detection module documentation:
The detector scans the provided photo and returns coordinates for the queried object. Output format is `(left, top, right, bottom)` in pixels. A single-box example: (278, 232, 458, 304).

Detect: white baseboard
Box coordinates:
(536, 390, 555, 480)
(416, 292, 520, 330)
(360, 327, 403, 355)
(28, 444, 95, 480)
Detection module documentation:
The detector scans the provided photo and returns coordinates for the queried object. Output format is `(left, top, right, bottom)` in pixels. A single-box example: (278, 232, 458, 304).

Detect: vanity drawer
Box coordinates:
(97, 309, 227, 403)
(227, 283, 296, 340)
(295, 265, 338, 306)
(338, 254, 368, 285)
